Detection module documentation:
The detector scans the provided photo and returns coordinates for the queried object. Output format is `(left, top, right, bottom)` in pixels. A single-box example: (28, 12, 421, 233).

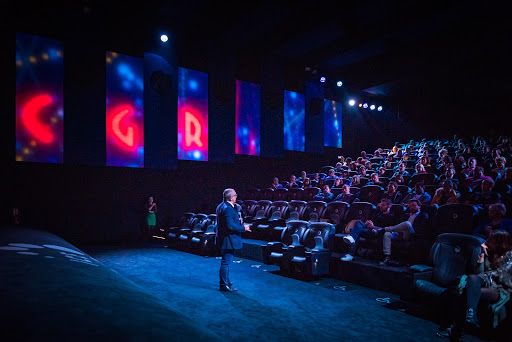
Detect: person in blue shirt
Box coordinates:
(473, 203, 512, 239)
(313, 185, 334, 202)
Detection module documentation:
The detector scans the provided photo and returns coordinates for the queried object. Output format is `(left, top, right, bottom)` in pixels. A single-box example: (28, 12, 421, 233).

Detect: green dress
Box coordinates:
(146, 203, 157, 226)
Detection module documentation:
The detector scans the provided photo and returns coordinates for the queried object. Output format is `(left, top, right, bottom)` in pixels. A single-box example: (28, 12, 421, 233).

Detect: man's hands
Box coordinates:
(244, 224, 251, 232)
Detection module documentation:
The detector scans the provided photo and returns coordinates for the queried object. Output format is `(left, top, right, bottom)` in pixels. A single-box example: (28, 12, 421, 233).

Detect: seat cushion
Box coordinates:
(415, 279, 447, 296)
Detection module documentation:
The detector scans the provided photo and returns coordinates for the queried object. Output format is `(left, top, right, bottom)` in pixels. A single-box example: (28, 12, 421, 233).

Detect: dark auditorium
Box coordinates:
(3, 1, 512, 341)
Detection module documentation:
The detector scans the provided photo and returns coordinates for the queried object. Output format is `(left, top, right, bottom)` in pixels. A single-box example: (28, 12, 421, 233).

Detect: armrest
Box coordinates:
(409, 264, 433, 273)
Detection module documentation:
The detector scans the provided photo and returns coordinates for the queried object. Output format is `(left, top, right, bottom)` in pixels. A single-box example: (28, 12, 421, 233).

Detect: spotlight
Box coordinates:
(362, 103, 368, 108)
(377, 106, 383, 111)
(358, 103, 362, 107)
(370, 104, 375, 110)
(160, 34, 168, 42)
(348, 99, 356, 106)
(320, 76, 326, 83)
(337, 81, 343, 87)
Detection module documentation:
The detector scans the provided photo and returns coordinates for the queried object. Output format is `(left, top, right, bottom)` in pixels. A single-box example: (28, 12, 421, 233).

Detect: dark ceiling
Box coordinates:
(14, 0, 512, 107)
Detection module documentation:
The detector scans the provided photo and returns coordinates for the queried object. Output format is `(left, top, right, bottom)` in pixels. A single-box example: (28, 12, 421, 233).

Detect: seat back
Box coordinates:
(268, 201, 289, 218)
(287, 188, 304, 201)
(357, 185, 384, 205)
(429, 233, 484, 287)
(273, 188, 289, 201)
(303, 201, 327, 222)
(434, 204, 480, 236)
(397, 185, 411, 198)
(190, 214, 209, 232)
(345, 202, 376, 222)
(288, 200, 307, 220)
(324, 201, 350, 225)
(245, 188, 260, 201)
(176, 212, 195, 229)
(303, 187, 321, 201)
(390, 204, 406, 220)
(302, 222, 335, 249)
(259, 188, 275, 200)
(409, 173, 437, 186)
(330, 188, 344, 198)
(241, 200, 258, 218)
(350, 186, 360, 195)
(281, 220, 309, 246)
(252, 200, 273, 220)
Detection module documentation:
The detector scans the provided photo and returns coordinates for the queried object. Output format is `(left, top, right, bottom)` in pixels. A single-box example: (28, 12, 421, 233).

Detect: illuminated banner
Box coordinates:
(106, 51, 144, 167)
(235, 80, 260, 156)
(178, 67, 208, 161)
(16, 32, 64, 163)
(324, 99, 342, 148)
(284, 90, 305, 151)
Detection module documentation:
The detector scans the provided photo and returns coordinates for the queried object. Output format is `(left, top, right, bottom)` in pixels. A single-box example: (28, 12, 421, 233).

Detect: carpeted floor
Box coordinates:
(83, 241, 490, 342)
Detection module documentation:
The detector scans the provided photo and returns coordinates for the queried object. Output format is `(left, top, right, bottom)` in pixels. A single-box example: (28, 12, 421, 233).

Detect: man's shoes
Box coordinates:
(340, 254, 354, 261)
(343, 235, 355, 244)
(465, 307, 479, 328)
(219, 285, 238, 292)
(379, 256, 391, 265)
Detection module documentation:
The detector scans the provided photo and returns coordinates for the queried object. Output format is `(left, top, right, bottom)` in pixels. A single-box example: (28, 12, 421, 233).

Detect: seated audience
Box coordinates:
(367, 199, 430, 265)
(473, 203, 512, 239)
(358, 165, 368, 177)
(270, 177, 283, 190)
(366, 173, 385, 187)
(341, 198, 397, 261)
(461, 157, 477, 177)
(302, 177, 312, 189)
(465, 166, 493, 189)
(332, 177, 343, 188)
(334, 184, 357, 204)
(453, 154, 467, 173)
(326, 169, 337, 181)
(491, 157, 507, 180)
(313, 185, 334, 202)
(413, 163, 427, 176)
(335, 162, 344, 173)
(403, 182, 432, 205)
(440, 230, 512, 339)
(392, 162, 410, 179)
(437, 168, 459, 188)
(466, 179, 501, 208)
(297, 171, 308, 183)
(432, 180, 460, 205)
(285, 175, 300, 189)
(351, 175, 362, 187)
(383, 181, 403, 204)
(497, 167, 512, 188)
(393, 174, 406, 185)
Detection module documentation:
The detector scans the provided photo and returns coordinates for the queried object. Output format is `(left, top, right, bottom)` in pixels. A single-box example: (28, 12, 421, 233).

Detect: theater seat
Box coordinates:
(303, 187, 321, 202)
(287, 222, 335, 277)
(189, 214, 216, 251)
(177, 214, 208, 249)
(241, 200, 258, 221)
(245, 200, 272, 224)
(324, 201, 350, 230)
(167, 213, 201, 244)
(434, 203, 480, 236)
(261, 220, 309, 272)
(288, 200, 307, 220)
(259, 188, 275, 200)
(244, 188, 260, 201)
(165, 212, 194, 240)
(408, 234, 509, 326)
(357, 185, 384, 205)
(302, 200, 327, 222)
(273, 188, 289, 201)
(254, 201, 289, 241)
(332, 202, 376, 252)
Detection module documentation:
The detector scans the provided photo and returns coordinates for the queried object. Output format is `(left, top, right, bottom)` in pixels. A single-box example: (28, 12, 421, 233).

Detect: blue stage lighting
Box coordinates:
(348, 99, 356, 106)
(377, 106, 383, 111)
(370, 104, 375, 110)
(320, 77, 326, 83)
(337, 81, 343, 87)
(160, 34, 168, 42)
(362, 103, 368, 108)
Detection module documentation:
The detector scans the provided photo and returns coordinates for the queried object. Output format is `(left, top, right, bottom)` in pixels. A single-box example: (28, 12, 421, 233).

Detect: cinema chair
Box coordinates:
(357, 185, 384, 205)
(287, 222, 335, 277)
(332, 201, 376, 253)
(253, 201, 289, 241)
(189, 214, 216, 251)
(261, 220, 309, 272)
(302, 200, 327, 222)
(167, 212, 196, 243)
(303, 187, 321, 202)
(434, 203, 480, 236)
(323, 201, 350, 230)
(287, 188, 303, 201)
(177, 213, 208, 249)
(273, 188, 289, 201)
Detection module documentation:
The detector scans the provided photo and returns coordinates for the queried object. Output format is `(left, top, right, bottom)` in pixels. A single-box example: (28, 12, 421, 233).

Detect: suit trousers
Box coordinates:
(382, 221, 414, 256)
(219, 248, 234, 286)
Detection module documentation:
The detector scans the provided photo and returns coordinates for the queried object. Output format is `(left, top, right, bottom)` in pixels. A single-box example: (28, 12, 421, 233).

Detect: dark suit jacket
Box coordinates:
(215, 201, 246, 250)
(400, 211, 431, 240)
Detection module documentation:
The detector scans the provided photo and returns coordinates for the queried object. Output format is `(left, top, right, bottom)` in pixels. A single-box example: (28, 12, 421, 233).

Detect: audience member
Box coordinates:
(392, 162, 409, 179)
(473, 203, 512, 239)
(286, 175, 300, 189)
(366, 173, 385, 187)
(413, 163, 427, 176)
(333, 177, 343, 188)
(302, 178, 311, 189)
(432, 180, 460, 205)
(326, 169, 337, 181)
(352, 175, 362, 187)
(270, 177, 283, 190)
(403, 182, 432, 205)
(491, 157, 507, 180)
(297, 171, 308, 183)
(341, 198, 397, 261)
(383, 181, 403, 204)
(465, 166, 493, 189)
(335, 162, 344, 173)
(466, 179, 501, 208)
(334, 184, 356, 204)
(461, 157, 477, 177)
(313, 185, 334, 202)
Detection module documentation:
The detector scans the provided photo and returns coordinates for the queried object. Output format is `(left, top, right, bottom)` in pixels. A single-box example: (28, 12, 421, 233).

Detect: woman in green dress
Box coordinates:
(145, 196, 157, 237)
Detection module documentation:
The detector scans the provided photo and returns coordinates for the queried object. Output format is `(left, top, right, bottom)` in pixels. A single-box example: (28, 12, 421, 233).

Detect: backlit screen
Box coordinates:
(16, 32, 64, 163)
(106, 51, 144, 167)
(178, 67, 208, 161)
(235, 80, 260, 156)
(324, 99, 342, 148)
(283, 90, 305, 151)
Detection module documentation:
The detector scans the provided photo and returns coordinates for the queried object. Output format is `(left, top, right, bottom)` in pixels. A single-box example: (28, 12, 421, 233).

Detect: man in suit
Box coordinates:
(365, 199, 430, 265)
(216, 188, 251, 292)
